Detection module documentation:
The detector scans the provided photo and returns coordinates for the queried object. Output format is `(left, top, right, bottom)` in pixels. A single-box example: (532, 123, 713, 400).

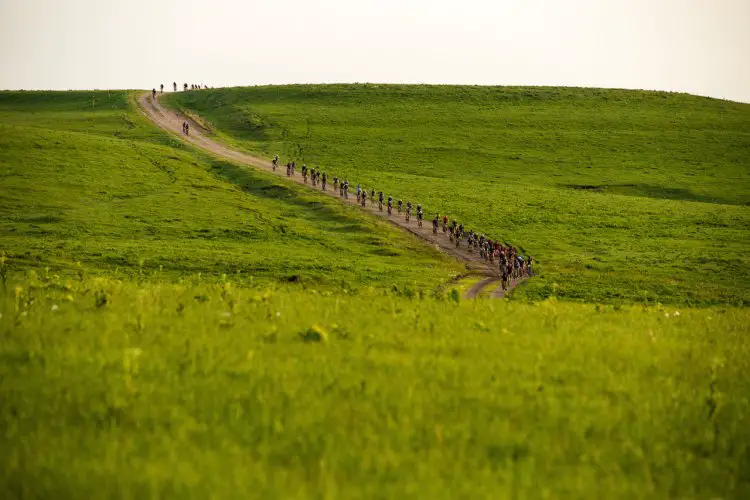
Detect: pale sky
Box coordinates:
(1, 0, 748, 102)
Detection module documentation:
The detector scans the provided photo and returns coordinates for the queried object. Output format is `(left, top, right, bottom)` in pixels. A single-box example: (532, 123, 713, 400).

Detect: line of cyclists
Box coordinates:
(148, 90, 530, 290)
(152, 83, 210, 98)
(271, 155, 533, 290)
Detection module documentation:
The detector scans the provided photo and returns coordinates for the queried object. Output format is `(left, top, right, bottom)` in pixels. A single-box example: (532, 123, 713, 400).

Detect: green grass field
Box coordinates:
(2, 88, 750, 498)
(2, 272, 749, 498)
(167, 85, 750, 306)
(0, 91, 462, 291)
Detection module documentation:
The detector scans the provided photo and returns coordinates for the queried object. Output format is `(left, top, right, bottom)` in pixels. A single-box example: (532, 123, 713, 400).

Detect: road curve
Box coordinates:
(136, 92, 521, 298)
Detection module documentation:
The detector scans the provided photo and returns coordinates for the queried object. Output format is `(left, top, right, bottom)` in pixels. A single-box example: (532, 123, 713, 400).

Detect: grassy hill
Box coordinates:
(166, 85, 750, 306)
(0, 90, 462, 290)
(1, 89, 749, 498)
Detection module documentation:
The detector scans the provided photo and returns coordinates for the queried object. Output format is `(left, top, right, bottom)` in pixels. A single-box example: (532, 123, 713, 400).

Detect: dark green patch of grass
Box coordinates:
(564, 183, 743, 205)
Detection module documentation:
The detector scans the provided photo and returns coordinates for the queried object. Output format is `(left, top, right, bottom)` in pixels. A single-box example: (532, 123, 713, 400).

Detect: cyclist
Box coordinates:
(387, 195, 393, 215)
(416, 204, 423, 227)
(173, 82, 177, 91)
(333, 176, 339, 191)
(344, 180, 349, 199)
(356, 184, 362, 203)
(321, 172, 327, 191)
(361, 189, 367, 207)
(397, 199, 403, 214)
(152, 88, 156, 99)
(378, 191, 384, 211)
(272, 155, 279, 169)
(432, 215, 439, 234)
(160, 84, 164, 93)
(405, 202, 412, 222)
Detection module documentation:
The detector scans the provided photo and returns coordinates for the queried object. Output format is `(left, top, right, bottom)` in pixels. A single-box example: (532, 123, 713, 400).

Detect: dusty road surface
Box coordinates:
(137, 92, 525, 298)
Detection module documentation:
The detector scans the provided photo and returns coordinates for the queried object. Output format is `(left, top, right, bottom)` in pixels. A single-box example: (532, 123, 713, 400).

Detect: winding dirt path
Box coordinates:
(136, 92, 523, 298)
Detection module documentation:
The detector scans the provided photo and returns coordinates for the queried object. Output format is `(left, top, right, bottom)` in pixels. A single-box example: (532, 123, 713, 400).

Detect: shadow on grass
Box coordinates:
(209, 160, 371, 233)
(563, 183, 744, 206)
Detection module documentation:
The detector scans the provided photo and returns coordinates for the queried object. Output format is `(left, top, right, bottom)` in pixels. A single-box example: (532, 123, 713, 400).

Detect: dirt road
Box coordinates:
(137, 92, 522, 298)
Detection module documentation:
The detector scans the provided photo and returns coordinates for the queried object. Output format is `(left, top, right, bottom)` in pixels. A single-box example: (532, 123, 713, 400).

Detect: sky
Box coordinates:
(1, 0, 748, 102)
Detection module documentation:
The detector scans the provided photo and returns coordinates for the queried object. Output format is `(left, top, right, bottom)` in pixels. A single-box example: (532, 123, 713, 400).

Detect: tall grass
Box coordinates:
(1, 271, 749, 498)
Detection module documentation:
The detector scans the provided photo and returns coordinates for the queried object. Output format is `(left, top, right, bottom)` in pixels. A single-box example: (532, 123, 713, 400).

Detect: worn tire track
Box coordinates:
(136, 92, 525, 298)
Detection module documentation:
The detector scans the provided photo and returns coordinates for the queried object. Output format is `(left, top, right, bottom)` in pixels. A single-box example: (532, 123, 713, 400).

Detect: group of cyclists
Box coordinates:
(270, 155, 534, 290)
(151, 83, 210, 97)
(147, 85, 533, 292)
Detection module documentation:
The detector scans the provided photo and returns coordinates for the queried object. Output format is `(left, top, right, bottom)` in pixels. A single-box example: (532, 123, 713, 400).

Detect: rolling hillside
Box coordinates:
(1, 88, 749, 498)
(167, 85, 750, 305)
(0, 91, 462, 290)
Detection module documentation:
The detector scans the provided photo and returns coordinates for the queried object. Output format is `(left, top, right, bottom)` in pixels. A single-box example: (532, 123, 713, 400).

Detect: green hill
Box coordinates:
(1, 88, 749, 498)
(0, 90, 462, 290)
(167, 84, 750, 306)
